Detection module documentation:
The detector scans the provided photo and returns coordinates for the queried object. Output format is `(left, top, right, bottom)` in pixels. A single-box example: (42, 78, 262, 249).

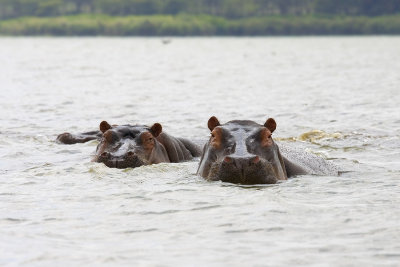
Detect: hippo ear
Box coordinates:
(208, 116, 220, 131)
(150, 123, 162, 137)
(264, 118, 276, 133)
(100, 121, 112, 133)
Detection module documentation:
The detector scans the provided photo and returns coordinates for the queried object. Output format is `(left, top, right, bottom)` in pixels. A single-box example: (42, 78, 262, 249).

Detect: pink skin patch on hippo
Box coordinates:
(260, 128, 273, 147)
(210, 127, 223, 149)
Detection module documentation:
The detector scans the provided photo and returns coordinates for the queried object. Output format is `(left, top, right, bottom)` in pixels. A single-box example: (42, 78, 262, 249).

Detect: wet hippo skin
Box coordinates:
(56, 130, 102, 144)
(197, 116, 338, 185)
(57, 121, 201, 168)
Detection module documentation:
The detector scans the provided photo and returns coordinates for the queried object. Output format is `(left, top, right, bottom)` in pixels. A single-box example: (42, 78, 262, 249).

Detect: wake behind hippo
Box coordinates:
(197, 116, 338, 185)
(57, 121, 201, 168)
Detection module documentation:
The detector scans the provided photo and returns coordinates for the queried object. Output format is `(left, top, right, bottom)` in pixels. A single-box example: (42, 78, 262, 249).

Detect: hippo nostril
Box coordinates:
(127, 151, 135, 157)
(101, 152, 109, 158)
(224, 156, 232, 163)
(251, 156, 260, 164)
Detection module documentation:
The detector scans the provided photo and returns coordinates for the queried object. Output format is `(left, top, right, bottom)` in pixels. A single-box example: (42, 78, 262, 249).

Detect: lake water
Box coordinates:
(0, 37, 399, 266)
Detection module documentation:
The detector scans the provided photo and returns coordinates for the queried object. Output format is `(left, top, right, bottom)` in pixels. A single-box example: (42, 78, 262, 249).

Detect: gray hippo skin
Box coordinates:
(197, 116, 338, 185)
(56, 130, 102, 144)
(57, 121, 201, 168)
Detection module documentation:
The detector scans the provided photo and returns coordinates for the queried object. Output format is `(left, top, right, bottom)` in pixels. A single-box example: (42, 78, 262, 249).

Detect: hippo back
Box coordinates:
(156, 132, 201, 163)
(278, 142, 339, 176)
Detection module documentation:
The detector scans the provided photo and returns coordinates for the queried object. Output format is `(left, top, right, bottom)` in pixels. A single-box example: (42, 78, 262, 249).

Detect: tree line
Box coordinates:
(1, 0, 400, 20)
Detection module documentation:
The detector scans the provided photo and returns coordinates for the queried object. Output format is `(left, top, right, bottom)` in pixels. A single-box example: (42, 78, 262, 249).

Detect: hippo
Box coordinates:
(57, 121, 201, 168)
(56, 130, 102, 144)
(197, 116, 338, 184)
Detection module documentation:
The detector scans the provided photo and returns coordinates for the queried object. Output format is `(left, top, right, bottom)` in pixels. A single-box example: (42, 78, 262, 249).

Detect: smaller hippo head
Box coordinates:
(197, 116, 287, 184)
(93, 121, 169, 168)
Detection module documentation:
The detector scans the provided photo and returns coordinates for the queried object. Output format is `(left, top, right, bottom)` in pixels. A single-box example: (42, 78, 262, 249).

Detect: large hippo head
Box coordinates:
(93, 121, 169, 168)
(197, 116, 287, 184)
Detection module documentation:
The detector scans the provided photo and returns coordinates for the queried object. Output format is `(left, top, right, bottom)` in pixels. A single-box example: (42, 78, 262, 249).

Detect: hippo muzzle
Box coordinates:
(207, 156, 279, 184)
(96, 150, 145, 169)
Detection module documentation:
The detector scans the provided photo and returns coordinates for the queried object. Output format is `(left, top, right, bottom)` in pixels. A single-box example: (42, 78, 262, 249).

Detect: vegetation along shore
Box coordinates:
(1, 0, 400, 36)
(1, 14, 400, 36)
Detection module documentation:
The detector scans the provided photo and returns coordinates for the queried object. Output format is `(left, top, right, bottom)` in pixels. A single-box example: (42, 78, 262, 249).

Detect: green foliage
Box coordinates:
(315, 0, 400, 16)
(1, 14, 400, 36)
(1, 0, 400, 35)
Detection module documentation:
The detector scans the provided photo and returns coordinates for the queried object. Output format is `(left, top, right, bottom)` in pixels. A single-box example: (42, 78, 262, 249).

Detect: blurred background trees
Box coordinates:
(1, 0, 400, 20)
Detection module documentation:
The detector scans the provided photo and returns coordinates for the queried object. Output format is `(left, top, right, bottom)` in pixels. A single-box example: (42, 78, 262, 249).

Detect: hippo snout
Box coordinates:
(96, 150, 143, 168)
(223, 155, 260, 169)
(210, 156, 278, 185)
(56, 133, 74, 144)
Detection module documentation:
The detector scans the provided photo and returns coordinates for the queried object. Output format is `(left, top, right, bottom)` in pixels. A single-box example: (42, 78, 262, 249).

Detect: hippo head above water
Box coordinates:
(94, 121, 169, 168)
(197, 116, 288, 184)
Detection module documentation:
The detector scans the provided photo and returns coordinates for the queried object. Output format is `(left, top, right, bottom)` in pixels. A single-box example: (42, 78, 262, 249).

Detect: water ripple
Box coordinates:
(1, 37, 399, 266)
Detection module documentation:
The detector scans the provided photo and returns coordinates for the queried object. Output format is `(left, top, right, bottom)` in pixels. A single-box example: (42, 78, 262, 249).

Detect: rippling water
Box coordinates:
(1, 37, 399, 266)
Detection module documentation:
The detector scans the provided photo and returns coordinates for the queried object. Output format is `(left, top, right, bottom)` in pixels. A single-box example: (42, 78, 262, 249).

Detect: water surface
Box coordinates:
(0, 37, 399, 266)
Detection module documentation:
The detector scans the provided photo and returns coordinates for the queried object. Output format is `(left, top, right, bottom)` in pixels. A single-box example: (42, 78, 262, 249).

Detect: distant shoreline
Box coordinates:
(1, 14, 400, 36)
